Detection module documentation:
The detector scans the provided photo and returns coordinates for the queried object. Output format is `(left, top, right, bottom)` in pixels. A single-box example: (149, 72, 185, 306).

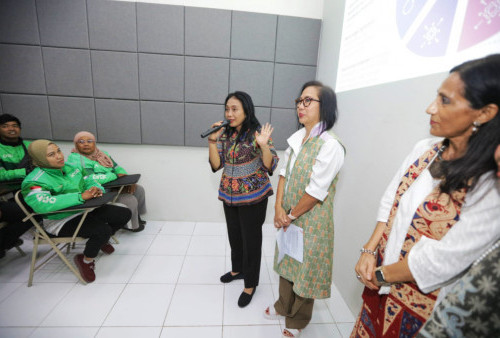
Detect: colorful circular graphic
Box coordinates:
(397, 0, 500, 57)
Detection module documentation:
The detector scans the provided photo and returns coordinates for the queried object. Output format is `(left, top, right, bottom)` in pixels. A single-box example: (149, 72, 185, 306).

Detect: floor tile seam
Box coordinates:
(36, 282, 79, 329)
(325, 298, 355, 323)
(97, 260, 144, 329)
(0, 282, 26, 305)
(160, 231, 195, 327)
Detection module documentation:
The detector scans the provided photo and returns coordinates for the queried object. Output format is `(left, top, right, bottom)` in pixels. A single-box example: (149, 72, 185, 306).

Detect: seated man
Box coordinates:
(0, 114, 34, 258)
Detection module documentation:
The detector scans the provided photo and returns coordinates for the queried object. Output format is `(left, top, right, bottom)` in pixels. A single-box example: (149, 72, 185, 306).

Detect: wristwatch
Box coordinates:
(375, 267, 391, 286)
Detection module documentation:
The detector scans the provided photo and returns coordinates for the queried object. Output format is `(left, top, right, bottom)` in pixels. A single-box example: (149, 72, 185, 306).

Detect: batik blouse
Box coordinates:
(214, 129, 279, 206)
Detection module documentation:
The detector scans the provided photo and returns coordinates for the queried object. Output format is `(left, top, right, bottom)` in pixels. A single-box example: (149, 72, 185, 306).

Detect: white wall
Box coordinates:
(57, 141, 283, 223)
(316, 0, 449, 315)
(113, 0, 324, 19)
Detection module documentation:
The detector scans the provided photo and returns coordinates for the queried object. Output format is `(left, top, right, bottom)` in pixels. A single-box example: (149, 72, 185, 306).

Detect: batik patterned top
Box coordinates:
(215, 129, 278, 206)
(417, 240, 500, 338)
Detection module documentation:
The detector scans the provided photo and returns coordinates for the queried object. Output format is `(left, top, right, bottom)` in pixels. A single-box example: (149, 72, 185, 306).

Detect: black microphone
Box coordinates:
(200, 120, 230, 138)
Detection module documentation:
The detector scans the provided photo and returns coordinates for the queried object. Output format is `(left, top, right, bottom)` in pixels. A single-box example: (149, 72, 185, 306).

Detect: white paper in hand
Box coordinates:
(276, 224, 304, 264)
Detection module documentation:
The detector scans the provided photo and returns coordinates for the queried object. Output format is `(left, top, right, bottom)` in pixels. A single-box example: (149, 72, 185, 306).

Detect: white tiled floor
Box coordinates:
(0, 221, 355, 338)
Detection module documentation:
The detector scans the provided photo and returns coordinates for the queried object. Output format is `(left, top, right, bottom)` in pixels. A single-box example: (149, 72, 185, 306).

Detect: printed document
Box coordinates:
(276, 224, 303, 263)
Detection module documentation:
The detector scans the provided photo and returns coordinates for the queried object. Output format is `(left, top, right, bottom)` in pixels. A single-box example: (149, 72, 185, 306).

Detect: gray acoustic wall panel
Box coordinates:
(141, 101, 184, 145)
(91, 51, 139, 100)
(0, 45, 46, 94)
(272, 63, 317, 109)
(137, 3, 184, 54)
(36, 0, 89, 48)
(87, 0, 137, 52)
(139, 54, 184, 101)
(95, 99, 141, 144)
(270, 108, 298, 150)
(0, 0, 40, 44)
(229, 60, 274, 107)
(276, 16, 321, 66)
(256, 107, 271, 126)
(185, 103, 224, 147)
(0, 2, 321, 150)
(49, 97, 96, 140)
(185, 7, 231, 58)
(43, 47, 93, 97)
(231, 11, 277, 62)
(0, 94, 52, 139)
(185, 57, 229, 104)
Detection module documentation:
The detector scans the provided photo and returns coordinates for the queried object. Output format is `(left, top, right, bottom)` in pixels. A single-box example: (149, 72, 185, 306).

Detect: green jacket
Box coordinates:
(67, 152, 127, 185)
(0, 139, 31, 181)
(21, 162, 103, 220)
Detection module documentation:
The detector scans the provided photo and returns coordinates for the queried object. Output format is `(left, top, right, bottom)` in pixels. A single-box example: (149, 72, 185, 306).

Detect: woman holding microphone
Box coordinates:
(208, 91, 279, 307)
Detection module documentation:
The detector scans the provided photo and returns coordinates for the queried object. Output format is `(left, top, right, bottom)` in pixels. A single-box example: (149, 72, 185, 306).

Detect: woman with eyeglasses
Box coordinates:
(67, 131, 147, 232)
(264, 81, 345, 338)
(208, 91, 279, 308)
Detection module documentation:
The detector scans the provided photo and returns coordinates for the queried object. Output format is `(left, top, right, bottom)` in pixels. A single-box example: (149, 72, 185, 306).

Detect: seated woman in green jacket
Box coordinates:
(22, 140, 131, 283)
(68, 131, 147, 232)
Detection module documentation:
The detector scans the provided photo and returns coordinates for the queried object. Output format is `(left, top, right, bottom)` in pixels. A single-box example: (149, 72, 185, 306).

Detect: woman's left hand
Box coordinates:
(255, 123, 274, 148)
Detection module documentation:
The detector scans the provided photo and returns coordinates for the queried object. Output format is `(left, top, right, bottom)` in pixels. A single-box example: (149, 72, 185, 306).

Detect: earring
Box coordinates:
(472, 121, 481, 133)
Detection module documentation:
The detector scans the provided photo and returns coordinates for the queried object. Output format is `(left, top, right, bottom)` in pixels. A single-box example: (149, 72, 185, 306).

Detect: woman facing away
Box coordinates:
(265, 81, 345, 338)
(351, 54, 500, 337)
(208, 91, 279, 308)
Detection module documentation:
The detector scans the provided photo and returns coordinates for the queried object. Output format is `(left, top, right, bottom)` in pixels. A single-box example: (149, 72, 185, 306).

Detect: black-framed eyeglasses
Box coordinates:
(295, 97, 320, 108)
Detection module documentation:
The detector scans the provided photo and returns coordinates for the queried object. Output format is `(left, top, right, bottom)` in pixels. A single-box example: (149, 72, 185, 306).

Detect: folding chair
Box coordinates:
(103, 174, 141, 203)
(103, 174, 141, 240)
(14, 190, 117, 287)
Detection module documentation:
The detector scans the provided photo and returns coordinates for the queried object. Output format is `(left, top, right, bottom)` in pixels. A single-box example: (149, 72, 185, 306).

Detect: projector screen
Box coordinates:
(336, 0, 500, 93)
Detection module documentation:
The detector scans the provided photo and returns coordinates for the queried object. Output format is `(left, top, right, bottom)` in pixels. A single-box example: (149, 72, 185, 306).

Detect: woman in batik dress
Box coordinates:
(264, 81, 345, 338)
(351, 54, 500, 337)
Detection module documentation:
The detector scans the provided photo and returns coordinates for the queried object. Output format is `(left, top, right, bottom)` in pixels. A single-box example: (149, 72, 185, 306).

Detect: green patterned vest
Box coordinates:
(274, 130, 344, 299)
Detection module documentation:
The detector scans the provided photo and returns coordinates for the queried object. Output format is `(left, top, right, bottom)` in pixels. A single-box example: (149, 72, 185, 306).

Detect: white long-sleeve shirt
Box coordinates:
(377, 138, 500, 298)
(278, 123, 345, 201)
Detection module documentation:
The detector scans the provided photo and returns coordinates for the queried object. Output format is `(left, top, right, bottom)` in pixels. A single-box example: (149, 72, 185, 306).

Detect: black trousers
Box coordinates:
(223, 198, 267, 288)
(58, 205, 131, 258)
(0, 201, 34, 251)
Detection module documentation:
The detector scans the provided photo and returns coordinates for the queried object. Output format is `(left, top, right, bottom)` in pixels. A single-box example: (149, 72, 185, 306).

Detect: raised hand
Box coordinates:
(255, 123, 274, 148)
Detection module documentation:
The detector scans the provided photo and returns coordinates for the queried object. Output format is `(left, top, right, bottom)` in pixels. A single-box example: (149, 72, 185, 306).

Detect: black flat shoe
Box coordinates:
(238, 287, 257, 308)
(220, 271, 244, 283)
(122, 223, 145, 233)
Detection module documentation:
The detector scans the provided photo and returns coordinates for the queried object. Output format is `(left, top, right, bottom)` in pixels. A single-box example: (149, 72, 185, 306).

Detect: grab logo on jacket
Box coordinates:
(30, 186, 56, 204)
(70, 168, 80, 178)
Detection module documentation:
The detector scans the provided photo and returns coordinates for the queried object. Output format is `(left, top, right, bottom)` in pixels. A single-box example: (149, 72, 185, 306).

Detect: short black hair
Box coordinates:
(299, 81, 338, 133)
(0, 114, 21, 127)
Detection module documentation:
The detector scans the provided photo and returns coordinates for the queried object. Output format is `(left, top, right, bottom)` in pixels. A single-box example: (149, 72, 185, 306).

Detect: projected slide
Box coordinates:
(336, 0, 500, 92)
